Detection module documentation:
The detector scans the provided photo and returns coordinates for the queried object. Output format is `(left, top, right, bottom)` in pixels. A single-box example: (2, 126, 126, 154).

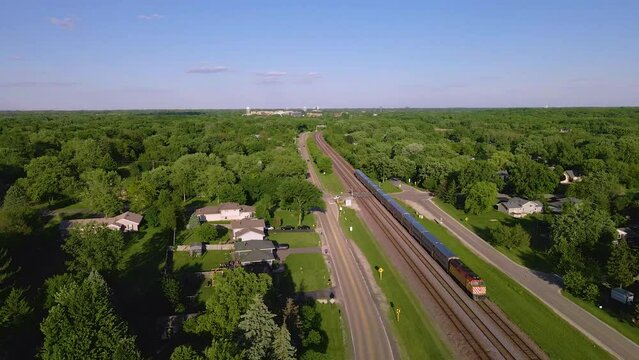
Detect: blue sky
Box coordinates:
(1, 1, 638, 110)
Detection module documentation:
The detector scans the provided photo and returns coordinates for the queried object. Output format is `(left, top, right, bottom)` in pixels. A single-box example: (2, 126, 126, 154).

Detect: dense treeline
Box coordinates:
(325, 108, 639, 306)
(0, 111, 323, 358)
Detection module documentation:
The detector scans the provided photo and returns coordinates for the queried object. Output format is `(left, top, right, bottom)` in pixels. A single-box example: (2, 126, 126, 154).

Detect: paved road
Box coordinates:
(298, 133, 398, 360)
(394, 184, 639, 359)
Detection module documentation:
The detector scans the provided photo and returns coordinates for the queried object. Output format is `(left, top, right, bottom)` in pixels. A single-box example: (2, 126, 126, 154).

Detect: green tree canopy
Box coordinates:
(238, 295, 277, 360)
(464, 181, 497, 215)
(81, 169, 124, 216)
(277, 179, 322, 225)
(607, 239, 638, 288)
(508, 156, 557, 199)
(63, 224, 125, 276)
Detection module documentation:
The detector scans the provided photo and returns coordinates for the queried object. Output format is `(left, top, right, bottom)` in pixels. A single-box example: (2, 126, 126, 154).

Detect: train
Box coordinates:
(354, 169, 487, 300)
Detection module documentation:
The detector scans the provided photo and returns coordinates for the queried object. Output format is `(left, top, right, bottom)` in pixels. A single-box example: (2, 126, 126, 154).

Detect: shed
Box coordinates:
(189, 243, 204, 257)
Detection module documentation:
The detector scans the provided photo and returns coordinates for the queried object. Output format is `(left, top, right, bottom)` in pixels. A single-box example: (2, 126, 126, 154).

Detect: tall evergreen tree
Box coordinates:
(238, 296, 277, 360)
(607, 239, 637, 287)
(40, 272, 140, 360)
(272, 323, 296, 360)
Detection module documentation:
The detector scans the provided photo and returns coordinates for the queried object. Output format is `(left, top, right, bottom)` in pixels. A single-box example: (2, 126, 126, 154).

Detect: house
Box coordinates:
(616, 227, 638, 245)
(547, 197, 580, 214)
(194, 203, 255, 222)
(59, 211, 143, 235)
(497, 197, 543, 218)
(231, 218, 266, 241)
(234, 240, 277, 265)
(561, 170, 582, 184)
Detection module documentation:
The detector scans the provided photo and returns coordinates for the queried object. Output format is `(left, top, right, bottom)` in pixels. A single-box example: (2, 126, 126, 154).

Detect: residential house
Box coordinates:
(234, 240, 277, 265)
(194, 203, 255, 222)
(615, 227, 638, 246)
(59, 211, 143, 235)
(547, 197, 580, 214)
(497, 197, 543, 218)
(561, 170, 582, 184)
(231, 218, 266, 241)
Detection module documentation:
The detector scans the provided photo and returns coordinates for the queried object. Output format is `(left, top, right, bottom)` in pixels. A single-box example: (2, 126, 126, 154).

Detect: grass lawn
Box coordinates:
(378, 180, 401, 193)
(564, 292, 639, 345)
(306, 136, 345, 195)
(397, 201, 612, 359)
(285, 253, 331, 292)
(268, 231, 321, 249)
(172, 251, 231, 273)
(339, 208, 451, 359)
(433, 198, 553, 272)
(275, 209, 315, 227)
(316, 303, 347, 360)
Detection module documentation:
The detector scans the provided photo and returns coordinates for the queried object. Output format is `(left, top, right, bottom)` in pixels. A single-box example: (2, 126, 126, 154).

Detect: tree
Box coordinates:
(568, 171, 625, 212)
(508, 156, 557, 199)
(464, 181, 497, 215)
(278, 179, 322, 226)
(238, 296, 277, 360)
(189, 268, 271, 337)
(607, 239, 637, 288)
(490, 224, 531, 249)
(272, 323, 296, 360)
(40, 272, 140, 360)
(63, 224, 125, 275)
(81, 169, 124, 216)
(43, 273, 75, 309)
(171, 345, 203, 360)
(204, 339, 243, 360)
(0, 288, 31, 329)
(162, 276, 185, 313)
(24, 155, 75, 203)
(562, 270, 599, 302)
(458, 161, 500, 191)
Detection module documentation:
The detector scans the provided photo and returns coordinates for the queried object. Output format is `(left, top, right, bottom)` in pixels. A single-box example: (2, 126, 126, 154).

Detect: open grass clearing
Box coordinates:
(339, 208, 451, 359)
(285, 253, 331, 292)
(306, 135, 345, 195)
(268, 231, 321, 249)
(316, 303, 347, 360)
(378, 180, 401, 193)
(274, 209, 315, 228)
(396, 200, 613, 359)
(172, 250, 231, 273)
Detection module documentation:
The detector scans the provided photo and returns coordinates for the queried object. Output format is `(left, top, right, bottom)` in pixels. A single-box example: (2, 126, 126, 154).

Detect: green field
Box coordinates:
(378, 180, 401, 194)
(268, 231, 321, 249)
(316, 303, 347, 360)
(339, 208, 451, 359)
(432, 198, 553, 272)
(306, 135, 345, 195)
(172, 251, 231, 272)
(275, 209, 316, 227)
(285, 253, 331, 292)
(396, 201, 612, 359)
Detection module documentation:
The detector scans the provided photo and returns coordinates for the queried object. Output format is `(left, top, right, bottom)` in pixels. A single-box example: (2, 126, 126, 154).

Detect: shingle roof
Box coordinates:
(231, 218, 265, 229)
(234, 240, 276, 252)
(236, 249, 275, 264)
(195, 203, 256, 215)
(500, 197, 541, 209)
(235, 228, 265, 238)
(113, 211, 143, 224)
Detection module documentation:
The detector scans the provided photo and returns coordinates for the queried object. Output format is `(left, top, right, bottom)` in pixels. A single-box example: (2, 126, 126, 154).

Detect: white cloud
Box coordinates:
(49, 17, 75, 29)
(258, 71, 287, 77)
(137, 14, 164, 21)
(186, 66, 230, 74)
(1, 81, 78, 88)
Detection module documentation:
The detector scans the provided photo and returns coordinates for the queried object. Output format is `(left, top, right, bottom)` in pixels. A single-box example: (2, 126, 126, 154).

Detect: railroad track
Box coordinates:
(315, 132, 547, 360)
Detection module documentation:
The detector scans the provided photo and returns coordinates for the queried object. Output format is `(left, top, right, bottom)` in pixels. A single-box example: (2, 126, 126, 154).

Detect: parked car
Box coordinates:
(266, 226, 275, 231)
(298, 225, 311, 230)
(281, 225, 294, 231)
(277, 244, 290, 250)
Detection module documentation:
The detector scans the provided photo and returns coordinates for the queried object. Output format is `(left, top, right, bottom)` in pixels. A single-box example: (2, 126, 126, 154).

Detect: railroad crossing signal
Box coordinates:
(378, 267, 384, 280)
(395, 308, 401, 322)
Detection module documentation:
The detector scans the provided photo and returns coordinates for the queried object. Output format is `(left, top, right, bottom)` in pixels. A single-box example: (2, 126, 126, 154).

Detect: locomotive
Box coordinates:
(354, 170, 486, 300)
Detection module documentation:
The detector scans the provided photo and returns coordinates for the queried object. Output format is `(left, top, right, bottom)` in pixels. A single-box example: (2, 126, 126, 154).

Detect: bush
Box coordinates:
(490, 224, 531, 249)
(563, 270, 599, 302)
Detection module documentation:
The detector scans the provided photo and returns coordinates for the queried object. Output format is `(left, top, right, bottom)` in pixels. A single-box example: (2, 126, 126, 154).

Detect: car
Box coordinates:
(277, 244, 290, 250)
(297, 225, 311, 230)
(266, 226, 275, 231)
(281, 225, 294, 231)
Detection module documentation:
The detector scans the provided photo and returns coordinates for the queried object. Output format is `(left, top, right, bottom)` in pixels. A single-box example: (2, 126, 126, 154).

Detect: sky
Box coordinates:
(1, 0, 638, 110)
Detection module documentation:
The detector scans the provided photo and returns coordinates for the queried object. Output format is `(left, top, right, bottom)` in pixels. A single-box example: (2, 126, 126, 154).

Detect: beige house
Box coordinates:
(231, 218, 266, 241)
(194, 203, 255, 222)
(561, 170, 582, 184)
(497, 197, 543, 218)
(60, 211, 143, 234)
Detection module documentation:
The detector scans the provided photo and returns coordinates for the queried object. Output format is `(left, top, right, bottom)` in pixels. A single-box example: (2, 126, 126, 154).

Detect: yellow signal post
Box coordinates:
(395, 308, 401, 322)
(378, 267, 384, 280)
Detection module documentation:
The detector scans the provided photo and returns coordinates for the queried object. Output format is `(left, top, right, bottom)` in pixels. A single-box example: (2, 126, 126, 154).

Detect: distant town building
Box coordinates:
(245, 109, 302, 117)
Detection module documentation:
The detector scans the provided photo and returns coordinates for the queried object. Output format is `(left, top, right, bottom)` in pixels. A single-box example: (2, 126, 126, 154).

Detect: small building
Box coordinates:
(194, 203, 255, 222)
(547, 197, 580, 214)
(231, 218, 266, 241)
(497, 197, 543, 218)
(561, 170, 582, 184)
(59, 211, 144, 235)
(615, 227, 638, 245)
(111, 211, 144, 232)
(234, 240, 277, 266)
(189, 243, 204, 257)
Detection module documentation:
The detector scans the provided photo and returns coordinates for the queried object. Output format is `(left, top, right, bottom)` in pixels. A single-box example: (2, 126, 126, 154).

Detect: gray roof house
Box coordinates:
(234, 240, 277, 265)
(497, 197, 543, 218)
(548, 197, 580, 213)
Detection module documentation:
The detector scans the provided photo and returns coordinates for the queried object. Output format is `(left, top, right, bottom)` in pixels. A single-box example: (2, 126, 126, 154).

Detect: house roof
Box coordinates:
(236, 249, 276, 264)
(234, 240, 276, 252)
(235, 228, 265, 238)
(195, 203, 255, 215)
(231, 218, 265, 230)
(500, 197, 541, 209)
(113, 211, 143, 225)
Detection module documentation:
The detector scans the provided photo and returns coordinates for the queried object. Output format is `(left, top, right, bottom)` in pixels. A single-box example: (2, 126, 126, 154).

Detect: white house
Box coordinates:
(194, 203, 255, 222)
(561, 170, 582, 184)
(497, 197, 543, 218)
(231, 218, 266, 241)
